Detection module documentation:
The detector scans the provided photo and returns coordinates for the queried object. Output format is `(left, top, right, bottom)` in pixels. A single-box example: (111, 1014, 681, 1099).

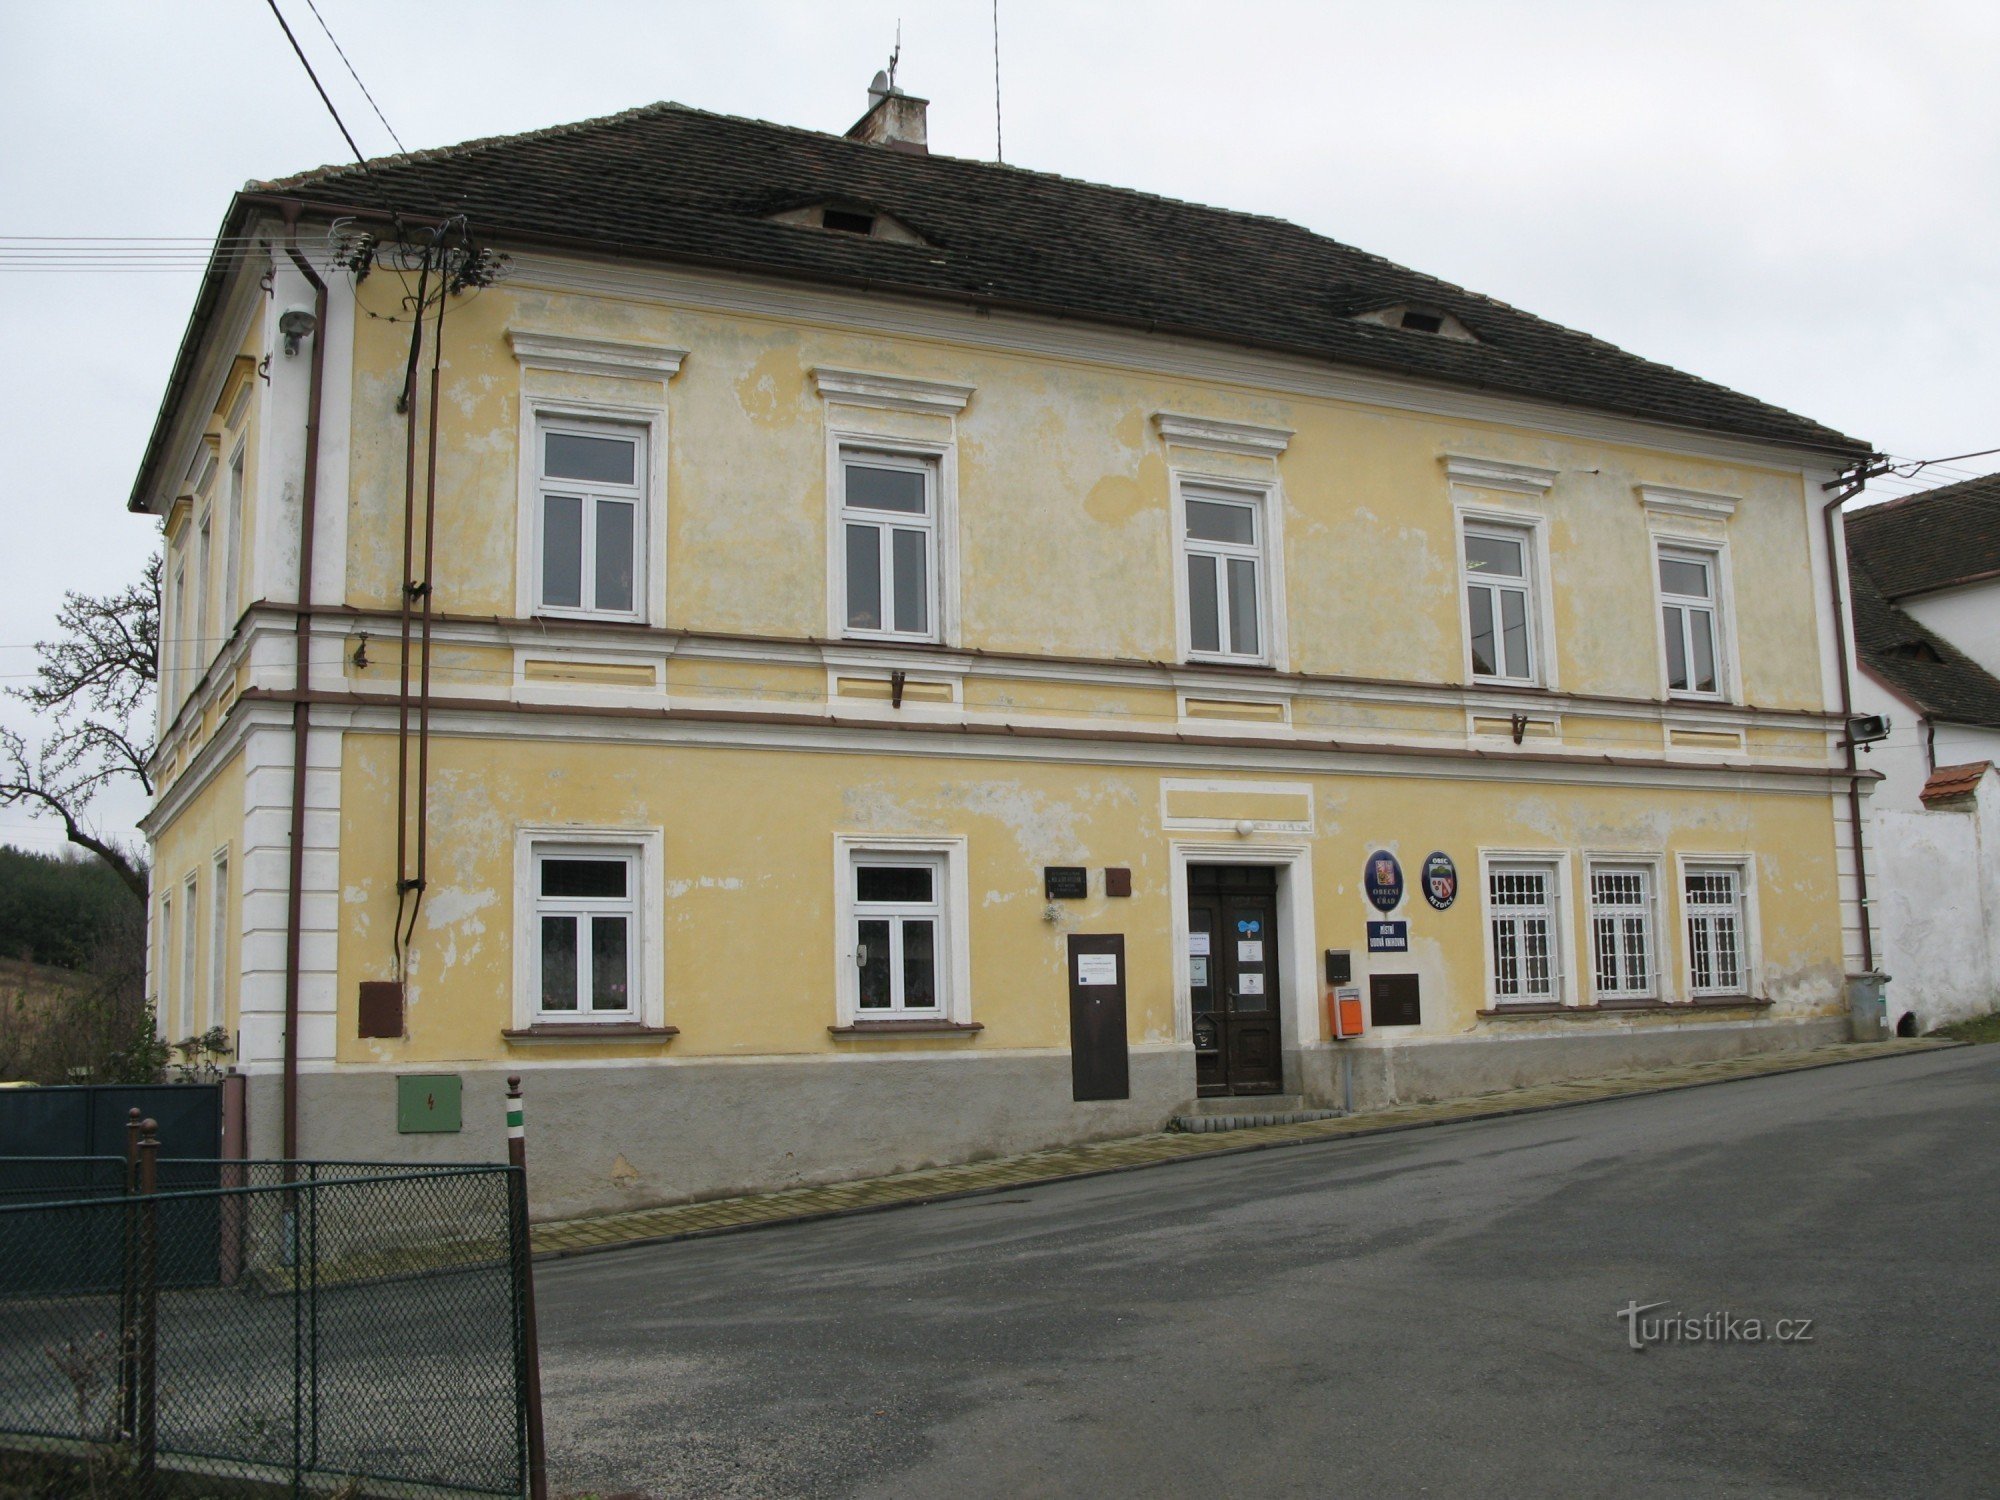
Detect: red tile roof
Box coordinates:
(1919, 761, 1994, 805)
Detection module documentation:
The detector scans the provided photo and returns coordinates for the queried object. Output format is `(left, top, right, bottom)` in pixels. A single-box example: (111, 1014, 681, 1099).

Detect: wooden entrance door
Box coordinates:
(1187, 865, 1283, 1096)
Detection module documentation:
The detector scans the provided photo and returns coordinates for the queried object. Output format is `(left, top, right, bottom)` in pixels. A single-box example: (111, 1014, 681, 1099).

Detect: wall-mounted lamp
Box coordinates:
(279, 307, 318, 356)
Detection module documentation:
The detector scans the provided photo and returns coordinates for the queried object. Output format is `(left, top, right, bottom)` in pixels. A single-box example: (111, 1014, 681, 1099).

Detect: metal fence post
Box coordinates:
(119, 1107, 143, 1442)
(134, 1119, 160, 1500)
(507, 1077, 549, 1500)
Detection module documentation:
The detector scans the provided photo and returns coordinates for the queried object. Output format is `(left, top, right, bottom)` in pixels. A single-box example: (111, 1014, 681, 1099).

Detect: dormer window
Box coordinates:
(1354, 303, 1478, 342)
(1893, 639, 1943, 663)
(766, 200, 928, 245)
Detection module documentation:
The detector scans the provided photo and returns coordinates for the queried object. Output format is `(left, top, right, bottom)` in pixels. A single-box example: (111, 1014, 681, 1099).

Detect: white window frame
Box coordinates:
(834, 448, 942, 643)
(831, 835, 972, 1027)
(528, 412, 651, 623)
(194, 504, 213, 670)
(1456, 509, 1553, 688)
(222, 441, 246, 629)
(515, 395, 668, 626)
(1478, 849, 1576, 1008)
(1585, 856, 1663, 1002)
(208, 848, 229, 1032)
(1653, 539, 1736, 703)
(1173, 477, 1280, 667)
(179, 872, 199, 1039)
(823, 429, 958, 646)
(157, 891, 173, 1035)
(510, 826, 666, 1031)
(1676, 854, 1758, 1000)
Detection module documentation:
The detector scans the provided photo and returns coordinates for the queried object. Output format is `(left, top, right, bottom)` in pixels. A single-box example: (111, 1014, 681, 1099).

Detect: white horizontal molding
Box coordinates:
(507, 329, 687, 380)
(1637, 484, 1740, 520)
(1443, 454, 1560, 496)
(811, 366, 974, 415)
(1153, 412, 1294, 457)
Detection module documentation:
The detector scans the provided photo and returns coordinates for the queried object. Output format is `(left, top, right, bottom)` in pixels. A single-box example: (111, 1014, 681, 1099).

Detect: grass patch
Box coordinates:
(1933, 1011, 2000, 1044)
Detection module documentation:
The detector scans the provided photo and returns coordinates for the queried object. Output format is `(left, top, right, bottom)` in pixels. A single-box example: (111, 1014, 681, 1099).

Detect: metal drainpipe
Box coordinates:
(1821, 481, 1876, 974)
(281, 217, 327, 1162)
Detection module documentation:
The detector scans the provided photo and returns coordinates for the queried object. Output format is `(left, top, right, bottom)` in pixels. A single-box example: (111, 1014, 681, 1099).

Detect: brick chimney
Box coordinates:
(846, 71, 928, 155)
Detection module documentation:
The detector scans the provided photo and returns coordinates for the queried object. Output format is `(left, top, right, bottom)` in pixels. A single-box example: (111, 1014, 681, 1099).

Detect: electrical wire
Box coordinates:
(262, 0, 366, 167)
(301, 0, 406, 154)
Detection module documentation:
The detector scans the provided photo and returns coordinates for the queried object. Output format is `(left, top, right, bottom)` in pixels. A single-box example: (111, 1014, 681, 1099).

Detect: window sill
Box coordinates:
(502, 1024, 680, 1043)
(828, 1019, 985, 1038)
(1478, 998, 1771, 1019)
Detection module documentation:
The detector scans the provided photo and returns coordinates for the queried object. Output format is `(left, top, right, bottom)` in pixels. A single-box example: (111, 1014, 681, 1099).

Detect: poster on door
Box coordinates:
(1238, 972, 1266, 996)
(1237, 940, 1263, 962)
(1076, 952, 1120, 986)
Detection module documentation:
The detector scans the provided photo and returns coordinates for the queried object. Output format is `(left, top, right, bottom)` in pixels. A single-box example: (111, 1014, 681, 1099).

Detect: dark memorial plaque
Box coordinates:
(1045, 866, 1088, 900)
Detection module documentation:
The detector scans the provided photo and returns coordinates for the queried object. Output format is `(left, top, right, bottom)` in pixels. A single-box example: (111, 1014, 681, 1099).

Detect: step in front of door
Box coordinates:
(1169, 1107, 1345, 1133)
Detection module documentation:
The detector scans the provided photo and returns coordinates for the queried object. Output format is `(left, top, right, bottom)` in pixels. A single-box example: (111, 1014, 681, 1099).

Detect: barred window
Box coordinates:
(1685, 866, 1746, 996)
(1489, 862, 1559, 1003)
(1589, 865, 1655, 1000)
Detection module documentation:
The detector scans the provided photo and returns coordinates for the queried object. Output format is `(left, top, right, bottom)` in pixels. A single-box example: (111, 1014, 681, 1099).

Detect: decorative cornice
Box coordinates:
(811, 366, 974, 415)
(1443, 454, 1560, 495)
(506, 329, 687, 380)
(1636, 484, 1740, 520)
(1153, 412, 1294, 457)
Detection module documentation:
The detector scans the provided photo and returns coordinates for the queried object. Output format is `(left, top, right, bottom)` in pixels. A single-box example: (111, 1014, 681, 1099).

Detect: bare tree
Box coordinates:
(0, 554, 158, 903)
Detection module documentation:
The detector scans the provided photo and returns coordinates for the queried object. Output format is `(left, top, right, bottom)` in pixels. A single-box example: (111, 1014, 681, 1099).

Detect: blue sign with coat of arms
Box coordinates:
(1422, 851, 1458, 911)
(1363, 850, 1404, 913)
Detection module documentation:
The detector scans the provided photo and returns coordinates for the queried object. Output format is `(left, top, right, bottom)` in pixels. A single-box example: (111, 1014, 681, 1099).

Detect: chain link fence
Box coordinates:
(0, 1150, 534, 1497)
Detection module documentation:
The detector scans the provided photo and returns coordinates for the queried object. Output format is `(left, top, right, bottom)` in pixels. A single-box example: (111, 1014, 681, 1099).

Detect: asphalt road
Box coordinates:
(537, 1046, 2000, 1499)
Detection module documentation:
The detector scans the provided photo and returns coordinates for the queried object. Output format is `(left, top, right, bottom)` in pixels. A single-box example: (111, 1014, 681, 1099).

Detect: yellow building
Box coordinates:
(133, 84, 1882, 1218)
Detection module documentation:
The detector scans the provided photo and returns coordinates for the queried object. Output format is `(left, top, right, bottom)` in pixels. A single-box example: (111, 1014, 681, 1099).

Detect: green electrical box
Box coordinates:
(396, 1074, 462, 1134)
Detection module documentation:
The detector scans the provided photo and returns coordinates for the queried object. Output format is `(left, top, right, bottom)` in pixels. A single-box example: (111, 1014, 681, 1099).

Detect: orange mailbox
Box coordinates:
(1328, 986, 1365, 1040)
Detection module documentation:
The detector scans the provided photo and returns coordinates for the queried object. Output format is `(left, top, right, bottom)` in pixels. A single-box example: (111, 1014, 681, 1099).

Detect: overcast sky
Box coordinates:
(2, 0, 1995, 857)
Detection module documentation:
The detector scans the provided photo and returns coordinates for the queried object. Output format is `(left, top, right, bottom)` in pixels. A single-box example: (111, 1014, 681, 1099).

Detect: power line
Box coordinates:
(301, 0, 406, 154)
(262, 0, 366, 166)
(993, 0, 1004, 163)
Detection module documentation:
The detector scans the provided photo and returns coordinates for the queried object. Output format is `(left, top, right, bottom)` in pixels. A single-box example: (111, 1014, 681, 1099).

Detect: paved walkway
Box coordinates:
(530, 1037, 1954, 1259)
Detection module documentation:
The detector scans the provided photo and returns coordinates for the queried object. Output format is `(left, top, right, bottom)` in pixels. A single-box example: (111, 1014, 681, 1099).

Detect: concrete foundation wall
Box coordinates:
(249, 1012, 1849, 1221)
(251, 1047, 1191, 1222)
(1289, 1014, 1850, 1114)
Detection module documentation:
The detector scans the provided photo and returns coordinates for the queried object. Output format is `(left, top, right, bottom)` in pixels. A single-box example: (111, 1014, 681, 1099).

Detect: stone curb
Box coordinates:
(530, 1038, 1962, 1263)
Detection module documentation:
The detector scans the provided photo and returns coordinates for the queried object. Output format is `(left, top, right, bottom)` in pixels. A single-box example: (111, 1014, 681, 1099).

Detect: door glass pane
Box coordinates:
(540, 915, 578, 1011)
(542, 495, 583, 608)
(1468, 586, 1496, 675)
(1188, 554, 1221, 652)
(857, 865, 933, 903)
(1664, 604, 1688, 690)
(901, 918, 937, 1009)
(846, 464, 927, 514)
(545, 431, 636, 485)
(856, 918, 891, 1008)
(1622, 916, 1648, 991)
(1185, 498, 1255, 545)
(1190, 908, 1215, 1013)
(1499, 588, 1530, 678)
(891, 527, 929, 634)
(845, 523, 882, 630)
(1465, 532, 1524, 578)
(594, 500, 635, 612)
(1690, 609, 1718, 693)
(541, 859, 626, 899)
(1659, 556, 1710, 598)
(590, 916, 629, 1010)
(1226, 557, 1260, 656)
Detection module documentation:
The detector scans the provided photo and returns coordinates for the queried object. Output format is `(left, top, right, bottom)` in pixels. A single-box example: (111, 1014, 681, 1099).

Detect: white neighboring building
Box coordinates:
(1845, 474, 2000, 1033)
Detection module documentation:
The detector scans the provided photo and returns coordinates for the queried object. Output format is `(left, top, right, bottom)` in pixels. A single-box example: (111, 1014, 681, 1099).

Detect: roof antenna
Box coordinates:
(887, 21, 900, 93)
(993, 0, 1004, 162)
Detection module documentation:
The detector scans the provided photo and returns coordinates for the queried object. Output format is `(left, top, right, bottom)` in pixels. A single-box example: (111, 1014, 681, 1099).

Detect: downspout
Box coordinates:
(1821, 477, 1876, 973)
(281, 216, 327, 1161)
